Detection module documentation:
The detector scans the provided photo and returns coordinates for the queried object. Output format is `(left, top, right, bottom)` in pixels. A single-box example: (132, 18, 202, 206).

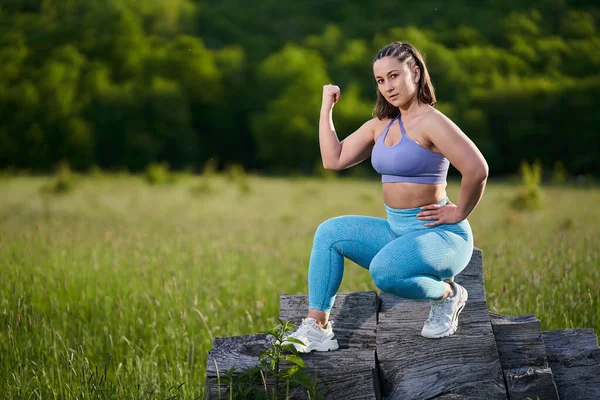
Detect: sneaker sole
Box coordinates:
(421, 286, 468, 339)
(297, 339, 339, 353)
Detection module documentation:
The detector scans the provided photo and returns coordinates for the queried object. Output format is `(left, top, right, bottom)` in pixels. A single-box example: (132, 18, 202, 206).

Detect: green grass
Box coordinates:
(1, 175, 598, 398)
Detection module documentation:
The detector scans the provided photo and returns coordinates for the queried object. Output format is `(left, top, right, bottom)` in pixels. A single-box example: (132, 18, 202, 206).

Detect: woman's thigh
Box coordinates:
(371, 225, 474, 280)
(311, 215, 397, 269)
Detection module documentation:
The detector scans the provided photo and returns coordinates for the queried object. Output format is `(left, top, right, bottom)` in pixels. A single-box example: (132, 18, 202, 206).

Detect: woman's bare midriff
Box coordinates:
(382, 182, 447, 209)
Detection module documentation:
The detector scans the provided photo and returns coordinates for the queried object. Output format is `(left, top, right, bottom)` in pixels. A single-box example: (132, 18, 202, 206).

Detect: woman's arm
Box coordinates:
(320, 84, 377, 171)
(417, 112, 489, 225)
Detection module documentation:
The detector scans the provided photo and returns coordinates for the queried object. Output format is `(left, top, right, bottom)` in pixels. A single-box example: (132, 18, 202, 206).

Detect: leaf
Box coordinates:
(290, 370, 311, 387)
(282, 337, 305, 347)
(281, 365, 301, 380)
(282, 343, 299, 354)
(285, 354, 305, 368)
(262, 328, 279, 337)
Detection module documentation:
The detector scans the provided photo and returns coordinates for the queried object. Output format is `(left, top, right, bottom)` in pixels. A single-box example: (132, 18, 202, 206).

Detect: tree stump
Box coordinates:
(205, 292, 380, 399)
(204, 248, 600, 399)
(489, 313, 559, 399)
(542, 329, 600, 399)
(377, 249, 507, 399)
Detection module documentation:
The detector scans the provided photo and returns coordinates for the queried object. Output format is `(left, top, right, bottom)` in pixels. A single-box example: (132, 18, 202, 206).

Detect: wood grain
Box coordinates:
(489, 313, 559, 400)
(279, 291, 379, 350)
(542, 329, 600, 400)
(376, 248, 506, 399)
(205, 333, 379, 399)
(204, 247, 600, 399)
(377, 296, 506, 399)
(453, 248, 486, 302)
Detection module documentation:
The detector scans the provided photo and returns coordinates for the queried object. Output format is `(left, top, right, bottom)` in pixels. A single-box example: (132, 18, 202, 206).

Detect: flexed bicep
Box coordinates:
(324, 118, 378, 170)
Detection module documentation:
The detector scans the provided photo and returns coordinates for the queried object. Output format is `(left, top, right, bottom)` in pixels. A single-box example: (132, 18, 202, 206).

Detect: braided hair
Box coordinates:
(373, 42, 436, 119)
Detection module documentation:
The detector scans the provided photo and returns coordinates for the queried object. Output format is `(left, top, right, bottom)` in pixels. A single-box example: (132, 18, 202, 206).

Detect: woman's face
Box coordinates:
(373, 56, 419, 107)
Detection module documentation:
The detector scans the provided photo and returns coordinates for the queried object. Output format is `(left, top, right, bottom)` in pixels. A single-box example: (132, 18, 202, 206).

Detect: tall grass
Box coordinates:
(1, 175, 598, 398)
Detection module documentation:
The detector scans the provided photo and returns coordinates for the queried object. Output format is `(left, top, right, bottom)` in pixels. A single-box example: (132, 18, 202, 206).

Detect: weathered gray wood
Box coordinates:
(376, 248, 507, 400)
(205, 334, 379, 399)
(542, 329, 600, 400)
(205, 246, 599, 400)
(279, 291, 379, 350)
(451, 248, 486, 302)
(489, 313, 559, 400)
(489, 313, 548, 369)
(205, 334, 273, 399)
(294, 350, 379, 400)
(206, 334, 274, 375)
(377, 296, 507, 399)
(542, 328, 599, 354)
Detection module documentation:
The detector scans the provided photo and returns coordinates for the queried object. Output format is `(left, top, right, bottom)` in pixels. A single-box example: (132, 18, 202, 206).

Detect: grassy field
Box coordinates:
(1, 174, 598, 399)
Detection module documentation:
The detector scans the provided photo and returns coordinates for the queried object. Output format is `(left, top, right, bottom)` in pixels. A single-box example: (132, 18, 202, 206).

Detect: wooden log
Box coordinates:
(377, 248, 507, 399)
(205, 247, 600, 399)
(279, 291, 379, 350)
(204, 333, 379, 399)
(292, 350, 379, 400)
(451, 248, 486, 302)
(205, 334, 273, 399)
(542, 329, 600, 400)
(377, 297, 507, 399)
(489, 313, 559, 400)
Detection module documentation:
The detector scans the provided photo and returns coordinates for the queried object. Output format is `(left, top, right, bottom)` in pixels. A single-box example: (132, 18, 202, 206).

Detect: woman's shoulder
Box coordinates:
(421, 108, 459, 131)
(421, 108, 467, 142)
(353, 116, 390, 134)
(369, 116, 396, 131)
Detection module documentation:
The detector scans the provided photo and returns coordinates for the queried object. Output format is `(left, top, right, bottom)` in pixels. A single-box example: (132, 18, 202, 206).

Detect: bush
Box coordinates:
(511, 160, 544, 210)
(144, 162, 172, 185)
(227, 163, 251, 194)
(551, 161, 568, 185)
(88, 164, 104, 179)
(40, 161, 78, 194)
(203, 157, 218, 177)
(191, 158, 219, 195)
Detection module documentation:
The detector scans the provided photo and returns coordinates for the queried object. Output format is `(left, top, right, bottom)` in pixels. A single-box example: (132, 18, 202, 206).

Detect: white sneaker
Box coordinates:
(421, 282, 468, 339)
(283, 318, 339, 353)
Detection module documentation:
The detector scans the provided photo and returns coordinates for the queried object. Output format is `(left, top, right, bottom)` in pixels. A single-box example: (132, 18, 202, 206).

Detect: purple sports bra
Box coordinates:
(371, 114, 449, 184)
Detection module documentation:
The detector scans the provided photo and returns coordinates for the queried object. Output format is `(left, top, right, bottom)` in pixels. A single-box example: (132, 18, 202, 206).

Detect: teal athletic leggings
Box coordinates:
(308, 197, 474, 312)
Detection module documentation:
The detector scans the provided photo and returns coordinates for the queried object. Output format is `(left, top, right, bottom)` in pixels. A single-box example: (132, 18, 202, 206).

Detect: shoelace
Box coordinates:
(288, 318, 317, 338)
(427, 299, 454, 325)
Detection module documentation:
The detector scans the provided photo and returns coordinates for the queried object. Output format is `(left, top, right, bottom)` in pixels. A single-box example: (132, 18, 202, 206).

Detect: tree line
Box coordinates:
(0, 0, 598, 176)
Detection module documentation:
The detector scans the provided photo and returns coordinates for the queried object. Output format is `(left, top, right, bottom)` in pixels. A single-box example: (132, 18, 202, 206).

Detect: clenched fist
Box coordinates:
(322, 84, 340, 110)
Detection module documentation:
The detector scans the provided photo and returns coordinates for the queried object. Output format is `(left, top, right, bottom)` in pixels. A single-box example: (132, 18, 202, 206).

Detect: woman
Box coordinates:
(285, 42, 488, 352)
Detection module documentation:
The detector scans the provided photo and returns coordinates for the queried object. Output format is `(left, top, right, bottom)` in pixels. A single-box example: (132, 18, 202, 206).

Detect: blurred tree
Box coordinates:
(441, 25, 487, 48)
(455, 46, 531, 88)
(210, 45, 255, 168)
(74, 0, 148, 82)
(251, 44, 330, 172)
(475, 76, 600, 174)
(560, 10, 596, 39)
(534, 36, 570, 76)
(0, 0, 599, 175)
(136, 76, 197, 169)
(0, 32, 28, 90)
(334, 83, 374, 137)
(500, 10, 542, 64)
(137, 0, 197, 37)
(0, 80, 43, 167)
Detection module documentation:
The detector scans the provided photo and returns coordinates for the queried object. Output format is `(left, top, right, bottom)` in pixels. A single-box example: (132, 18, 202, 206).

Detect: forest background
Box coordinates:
(1, 0, 599, 178)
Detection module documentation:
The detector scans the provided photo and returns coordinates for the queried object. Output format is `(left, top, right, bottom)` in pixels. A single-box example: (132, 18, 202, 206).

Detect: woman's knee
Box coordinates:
(314, 216, 349, 244)
(369, 259, 401, 293)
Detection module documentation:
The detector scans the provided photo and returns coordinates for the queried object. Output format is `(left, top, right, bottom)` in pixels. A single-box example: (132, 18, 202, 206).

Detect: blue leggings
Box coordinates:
(308, 197, 474, 312)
